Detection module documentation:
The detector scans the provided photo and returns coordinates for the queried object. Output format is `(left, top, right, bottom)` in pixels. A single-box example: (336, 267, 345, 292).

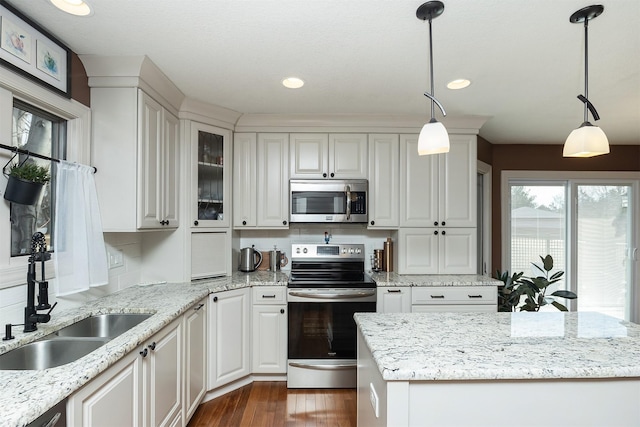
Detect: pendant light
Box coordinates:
(563, 5, 609, 158)
(416, 1, 449, 156)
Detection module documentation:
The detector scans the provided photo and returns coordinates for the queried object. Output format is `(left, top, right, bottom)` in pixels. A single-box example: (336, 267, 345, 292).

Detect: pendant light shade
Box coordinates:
(416, 1, 449, 156)
(563, 5, 609, 158)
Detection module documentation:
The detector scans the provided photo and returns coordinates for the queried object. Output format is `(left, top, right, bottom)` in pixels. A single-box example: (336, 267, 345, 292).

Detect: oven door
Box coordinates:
(287, 288, 376, 388)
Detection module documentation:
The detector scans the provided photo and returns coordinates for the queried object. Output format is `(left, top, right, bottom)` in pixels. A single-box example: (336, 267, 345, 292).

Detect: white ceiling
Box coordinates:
(7, 0, 640, 145)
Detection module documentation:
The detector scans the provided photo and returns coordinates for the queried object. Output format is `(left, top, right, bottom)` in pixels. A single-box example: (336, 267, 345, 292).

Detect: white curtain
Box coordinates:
(54, 160, 108, 296)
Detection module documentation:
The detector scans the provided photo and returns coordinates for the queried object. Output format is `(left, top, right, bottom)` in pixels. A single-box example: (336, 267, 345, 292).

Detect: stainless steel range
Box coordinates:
(287, 243, 376, 389)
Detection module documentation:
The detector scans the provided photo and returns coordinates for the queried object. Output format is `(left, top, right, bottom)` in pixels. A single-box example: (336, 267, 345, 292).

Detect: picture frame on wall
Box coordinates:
(0, 1, 70, 98)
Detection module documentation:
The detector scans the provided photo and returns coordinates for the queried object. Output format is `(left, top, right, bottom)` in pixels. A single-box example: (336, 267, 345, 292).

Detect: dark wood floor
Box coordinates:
(188, 381, 357, 427)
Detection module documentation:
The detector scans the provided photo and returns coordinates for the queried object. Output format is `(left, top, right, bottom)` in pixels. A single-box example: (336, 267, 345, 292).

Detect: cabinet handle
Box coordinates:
(262, 294, 276, 298)
(194, 303, 205, 311)
(430, 295, 445, 299)
(468, 295, 483, 299)
(280, 309, 285, 314)
(387, 289, 401, 293)
(160, 220, 168, 226)
(434, 221, 439, 226)
(433, 230, 438, 235)
(213, 296, 218, 302)
(330, 172, 335, 178)
(140, 348, 148, 358)
(242, 220, 247, 226)
(442, 230, 446, 235)
(323, 173, 327, 178)
(370, 220, 375, 226)
(194, 220, 199, 226)
(148, 341, 156, 351)
(282, 220, 287, 225)
(442, 221, 446, 226)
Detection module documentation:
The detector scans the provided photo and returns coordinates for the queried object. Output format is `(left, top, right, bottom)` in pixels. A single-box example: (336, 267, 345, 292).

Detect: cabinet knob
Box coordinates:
(242, 220, 247, 226)
(140, 348, 148, 358)
(323, 173, 327, 178)
(194, 303, 204, 311)
(280, 309, 285, 314)
(433, 230, 438, 235)
(434, 221, 439, 226)
(370, 220, 375, 226)
(282, 220, 287, 225)
(442, 221, 446, 226)
(160, 220, 168, 226)
(442, 230, 446, 235)
(213, 296, 218, 302)
(148, 341, 156, 351)
(330, 172, 335, 178)
(194, 220, 199, 226)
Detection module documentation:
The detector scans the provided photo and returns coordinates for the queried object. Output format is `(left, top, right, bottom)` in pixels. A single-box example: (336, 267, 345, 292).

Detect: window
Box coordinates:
(503, 172, 639, 322)
(10, 100, 66, 256)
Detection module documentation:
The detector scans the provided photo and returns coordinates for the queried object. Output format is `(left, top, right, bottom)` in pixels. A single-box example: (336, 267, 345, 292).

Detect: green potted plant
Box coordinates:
(3, 160, 50, 205)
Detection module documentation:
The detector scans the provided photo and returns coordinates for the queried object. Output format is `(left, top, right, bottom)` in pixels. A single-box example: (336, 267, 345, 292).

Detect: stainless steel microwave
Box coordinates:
(289, 179, 368, 223)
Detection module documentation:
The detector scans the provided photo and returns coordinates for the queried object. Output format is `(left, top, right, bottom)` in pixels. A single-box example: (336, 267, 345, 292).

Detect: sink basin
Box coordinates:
(0, 338, 108, 370)
(55, 313, 152, 338)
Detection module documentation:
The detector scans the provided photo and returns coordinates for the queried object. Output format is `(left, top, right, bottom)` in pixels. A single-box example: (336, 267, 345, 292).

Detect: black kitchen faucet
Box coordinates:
(23, 231, 56, 333)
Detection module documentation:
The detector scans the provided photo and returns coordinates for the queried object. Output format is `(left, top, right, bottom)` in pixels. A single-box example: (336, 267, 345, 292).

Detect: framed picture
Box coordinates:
(0, 1, 70, 97)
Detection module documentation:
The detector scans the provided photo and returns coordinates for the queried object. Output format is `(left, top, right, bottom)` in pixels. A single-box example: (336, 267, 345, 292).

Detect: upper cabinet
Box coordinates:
(290, 133, 367, 179)
(190, 122, 231, 228)
(368, 134, 400, 229)
(233, 133, 290, 229)
(91, 87, 180, 231)
(400, 134, 477, 228)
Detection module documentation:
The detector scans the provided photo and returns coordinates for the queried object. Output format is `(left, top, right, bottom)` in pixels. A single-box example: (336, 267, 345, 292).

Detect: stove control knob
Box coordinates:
(296, 248, 300, 254)
(303, 248, 308, 254)
(356, 248, 361, 254)
(349, 248, 354, 254)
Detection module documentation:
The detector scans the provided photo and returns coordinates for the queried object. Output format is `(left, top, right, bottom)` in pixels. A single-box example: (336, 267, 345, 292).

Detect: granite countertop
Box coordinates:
(370, 271, 501, 287)
(355, 311, 640, 382)
(0, 270, 287, 427)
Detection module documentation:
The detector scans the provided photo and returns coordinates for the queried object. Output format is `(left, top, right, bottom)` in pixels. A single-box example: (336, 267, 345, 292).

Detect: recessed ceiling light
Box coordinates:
(50, 0, 93, 16)
(447, 79, 471, 90)
(282, 77, 304, 89)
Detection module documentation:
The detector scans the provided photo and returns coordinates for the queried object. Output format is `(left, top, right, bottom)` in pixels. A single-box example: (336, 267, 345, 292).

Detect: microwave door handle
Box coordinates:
(345, 185, 351, 220)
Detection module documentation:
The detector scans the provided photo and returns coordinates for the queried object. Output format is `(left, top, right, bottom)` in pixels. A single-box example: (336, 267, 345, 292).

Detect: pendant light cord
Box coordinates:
(583, 18, 590, 123)
(428, 17, 435, 120)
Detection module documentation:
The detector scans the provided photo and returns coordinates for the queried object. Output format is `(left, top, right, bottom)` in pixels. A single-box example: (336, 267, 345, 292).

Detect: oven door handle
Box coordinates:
(288, 289, 376, 299)
(288, 361, 356, 370)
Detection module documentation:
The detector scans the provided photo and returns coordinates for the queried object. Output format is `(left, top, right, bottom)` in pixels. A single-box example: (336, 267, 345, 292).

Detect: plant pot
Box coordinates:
(4, 175, 45, 205)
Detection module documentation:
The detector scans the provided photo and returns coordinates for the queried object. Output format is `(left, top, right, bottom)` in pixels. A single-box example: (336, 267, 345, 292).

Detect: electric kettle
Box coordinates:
(239, 246, 262, 272)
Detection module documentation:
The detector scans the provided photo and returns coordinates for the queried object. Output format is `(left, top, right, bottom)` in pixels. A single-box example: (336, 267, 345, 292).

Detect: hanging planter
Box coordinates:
(3, 151, 50, 205)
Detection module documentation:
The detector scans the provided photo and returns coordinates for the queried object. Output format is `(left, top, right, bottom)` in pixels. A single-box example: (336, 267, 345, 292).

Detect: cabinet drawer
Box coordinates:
(252, 287, 286, 304)
(412, 286, 496, 305)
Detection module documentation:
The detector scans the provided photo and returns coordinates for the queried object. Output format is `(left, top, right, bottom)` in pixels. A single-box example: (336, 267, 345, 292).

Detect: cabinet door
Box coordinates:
(233, 133, 257, 228)
(400, 134, 439, 227)
(208, 288, 250, 389)
(191, 232, 228, 279)
(376, 287, 411, 313)
(257, 133, 290, 228)
(162, 111, 180, 227)
(183, 299, 207, 424)
(290, 133, 328, 178)
(191, 123, 231, 228)
(440, 135, 477, 227)
(252, 304, 287, 373)
(138, 91, 164, 229)
(439, 228, 477, 274)
(145, 318, 182, 427)
(397, 228, 439, 274)
(368, 134, 399, 228)
(329, 133, 368, 178)
(68, 346, 143, 427)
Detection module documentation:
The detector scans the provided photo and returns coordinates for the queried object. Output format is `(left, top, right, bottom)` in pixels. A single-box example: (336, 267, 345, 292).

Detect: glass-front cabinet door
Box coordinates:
(190, 122, 231, 228)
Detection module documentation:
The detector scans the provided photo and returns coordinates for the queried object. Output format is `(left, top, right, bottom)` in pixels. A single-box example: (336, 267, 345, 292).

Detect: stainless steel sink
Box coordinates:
(0, 338, 108, 370)
(54, 313, 152, 338)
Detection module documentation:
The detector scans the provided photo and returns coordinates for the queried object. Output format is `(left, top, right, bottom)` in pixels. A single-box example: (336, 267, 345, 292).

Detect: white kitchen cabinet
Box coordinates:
(233, 133, 289, 229)
(68, 318, 182, 427)
(411, 286, 497, 312)
(190, 122, 231, 228)
(92, 87, 180, 231)
(400, 134, 476, 228)
(190, 231, 230, 279)
(183, 298, 207, 424)
(368, 134, 399, 228)
(251, 287, 287, 374)
(290, 133, 367, 179)
(376, 287, 411, 313)
(397, 227, 477, 274)
(208, 288, 251, 389)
